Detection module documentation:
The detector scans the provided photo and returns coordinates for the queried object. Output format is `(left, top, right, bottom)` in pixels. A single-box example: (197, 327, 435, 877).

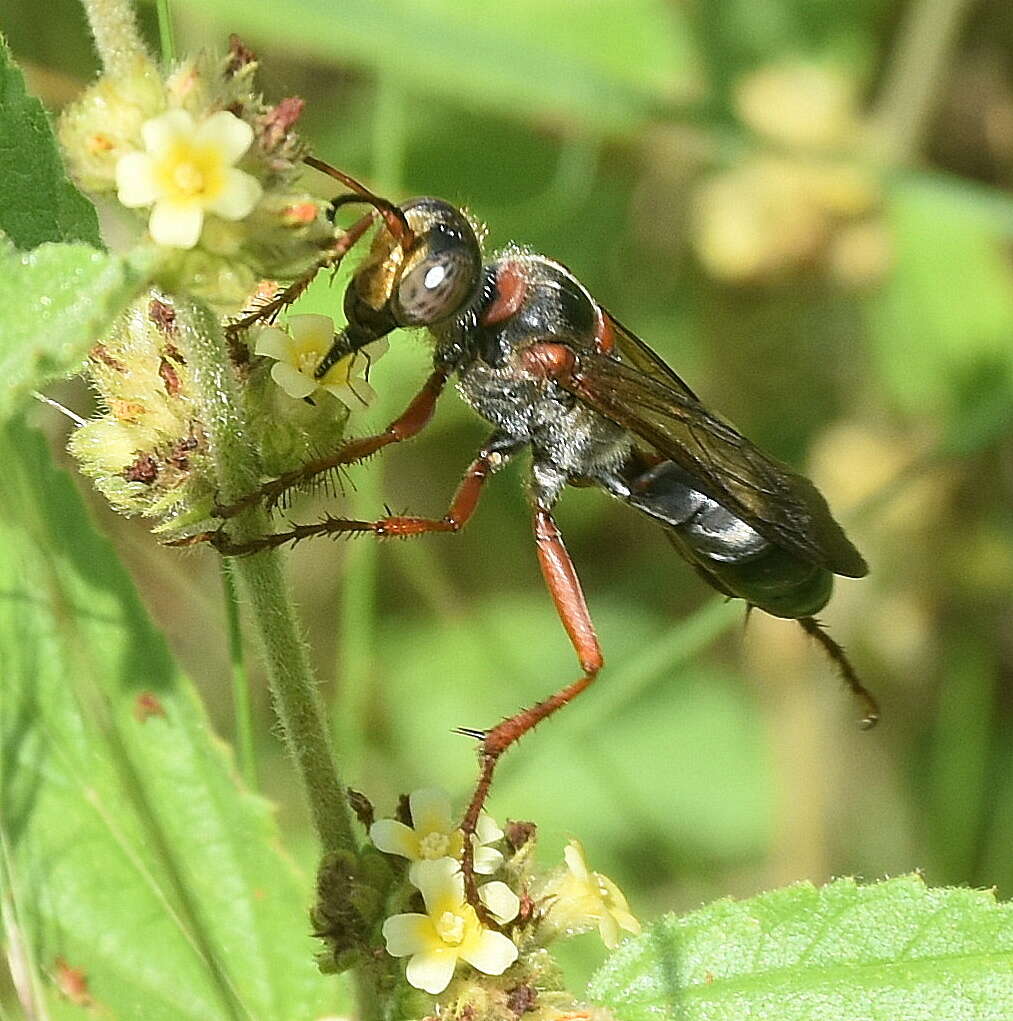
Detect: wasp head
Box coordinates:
(347, 198, 483, 332)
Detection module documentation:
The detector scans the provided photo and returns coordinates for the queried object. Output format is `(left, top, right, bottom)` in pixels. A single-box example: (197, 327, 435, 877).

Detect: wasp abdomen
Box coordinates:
(622, 460, 834, 619)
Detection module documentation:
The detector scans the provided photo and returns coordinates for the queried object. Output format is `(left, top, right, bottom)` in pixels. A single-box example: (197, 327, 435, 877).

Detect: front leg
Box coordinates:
(226, 210, 378, 344)
(212, 370, 450, 520)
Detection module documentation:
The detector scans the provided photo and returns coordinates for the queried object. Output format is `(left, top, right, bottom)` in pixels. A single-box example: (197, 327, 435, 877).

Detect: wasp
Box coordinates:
(190, 157, 878, 898)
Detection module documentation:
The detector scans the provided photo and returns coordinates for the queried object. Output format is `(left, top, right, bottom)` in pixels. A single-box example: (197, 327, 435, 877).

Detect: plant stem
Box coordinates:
(155, 0, 177, 65)
(871, 0, 977, 164)
(80, 0, 149, 76)
(176, 299, 355, 857)
(234, 553, 357, 856)
(332, 75, 408, 764)
(178, 301, 385, 1018)
(221, 560, 257, 789)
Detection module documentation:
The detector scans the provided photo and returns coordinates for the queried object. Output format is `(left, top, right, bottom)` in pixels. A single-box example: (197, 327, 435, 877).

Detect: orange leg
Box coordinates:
(176, 449, 494, 555)
(459, 508, 603, 905)
(211, 370, 449, 520)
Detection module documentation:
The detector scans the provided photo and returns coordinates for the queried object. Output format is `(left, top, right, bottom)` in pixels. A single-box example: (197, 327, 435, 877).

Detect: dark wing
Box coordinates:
(605, 309, 701, 401)
(563, 337, 868, 578)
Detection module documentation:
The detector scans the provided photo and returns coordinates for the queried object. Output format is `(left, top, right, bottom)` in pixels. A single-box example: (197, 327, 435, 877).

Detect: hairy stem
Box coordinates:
(179, 301, 385, 1018)
(80, 0, 150, 76)
(176, 299, 355, 856)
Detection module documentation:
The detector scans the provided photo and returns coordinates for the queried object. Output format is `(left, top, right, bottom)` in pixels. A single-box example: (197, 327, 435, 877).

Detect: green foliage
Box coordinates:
(173, 0, 697, 135)
(0, 420, 337, 1020)
(924, 635, 998, 884)
(0, 38, 150, 421)
(871, 182, 1013, 417)
(0, 33, 99, 248)
(589, 875, 1013, 1021)
(0, 241, 150, 421)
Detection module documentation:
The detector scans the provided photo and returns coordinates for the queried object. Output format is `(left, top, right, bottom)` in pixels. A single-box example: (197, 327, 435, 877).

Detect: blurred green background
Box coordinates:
(7, 0, 1013, 991)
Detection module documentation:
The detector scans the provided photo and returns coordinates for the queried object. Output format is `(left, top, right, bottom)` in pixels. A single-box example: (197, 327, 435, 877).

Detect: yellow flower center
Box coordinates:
(435, 910, 466, 946)
(158, 143, 225, 203)
(295, 348, 324, 376)
(418, 832, 451, 860)
(172, 161, 204, 195)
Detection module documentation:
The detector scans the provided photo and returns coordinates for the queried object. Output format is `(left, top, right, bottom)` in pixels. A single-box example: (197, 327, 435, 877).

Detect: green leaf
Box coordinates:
(174, 0, 698, 136)
(0, 242, 151, 421)
(0, 34, 100, 248)
(870, 182, 1013, 417)
(589, 875, 1013, 1021)
(0, 421, 337, 1020)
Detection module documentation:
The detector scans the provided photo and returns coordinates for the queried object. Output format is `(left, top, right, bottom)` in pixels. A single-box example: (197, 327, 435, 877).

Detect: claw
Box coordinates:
(453, 726, 487, 741)
(163, 532, 212, 549)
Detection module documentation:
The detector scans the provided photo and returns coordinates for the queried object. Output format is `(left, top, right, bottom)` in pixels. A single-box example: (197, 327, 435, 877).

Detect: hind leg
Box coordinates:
(457, 507, 603, 909)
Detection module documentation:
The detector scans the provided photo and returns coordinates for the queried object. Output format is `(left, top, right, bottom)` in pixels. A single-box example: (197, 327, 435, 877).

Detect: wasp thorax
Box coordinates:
(389, 198, 483, 327)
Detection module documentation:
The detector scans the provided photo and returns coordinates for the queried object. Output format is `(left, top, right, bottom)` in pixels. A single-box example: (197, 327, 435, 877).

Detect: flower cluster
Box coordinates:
(116, 108, 263, 250)
(537, 840, 641, 950)
(365, 787, 640, 1012)
(59, 40, 392, 535)
(67, 292, 215, 528)
(689, 61, 889, 285)
(371, 789, 517, 994)
(243, 312, 389, 479)
(383, 857, 520, 995)
(59, 39, 334, 313)
(68, 305, 382, 535)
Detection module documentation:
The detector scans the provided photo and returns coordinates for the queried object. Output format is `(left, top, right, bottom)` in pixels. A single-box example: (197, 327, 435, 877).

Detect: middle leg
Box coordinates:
(173, 447, 500, 554)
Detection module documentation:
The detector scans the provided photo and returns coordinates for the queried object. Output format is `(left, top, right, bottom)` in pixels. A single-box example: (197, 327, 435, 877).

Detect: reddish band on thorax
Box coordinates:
(480, 260, 528, 327)
(518, 342, 577, 381)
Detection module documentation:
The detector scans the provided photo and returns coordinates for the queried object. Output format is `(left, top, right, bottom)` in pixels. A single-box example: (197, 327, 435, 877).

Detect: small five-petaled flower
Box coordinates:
(540, 840, 640, 949)
(370, 787, 505, 875)
(254, 314, 389, 408)
(116, 108, 262, 249)
(381, 857, 520, 995)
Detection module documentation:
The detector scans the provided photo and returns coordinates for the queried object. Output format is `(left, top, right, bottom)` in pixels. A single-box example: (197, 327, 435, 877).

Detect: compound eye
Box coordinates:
(394, 245, 478, 326)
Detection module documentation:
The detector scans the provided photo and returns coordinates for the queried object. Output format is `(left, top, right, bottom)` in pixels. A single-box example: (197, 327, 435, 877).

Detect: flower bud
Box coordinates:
(58, 53, 165, 192)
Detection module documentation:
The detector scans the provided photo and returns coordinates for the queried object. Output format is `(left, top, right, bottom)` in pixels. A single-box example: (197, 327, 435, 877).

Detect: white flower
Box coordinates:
(539, 840, 640, 950)
(254, 314, 389, 408)
(382, 858, 519, 994)
(369, 787, 504, 876)
(116, 109, 262, 249)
